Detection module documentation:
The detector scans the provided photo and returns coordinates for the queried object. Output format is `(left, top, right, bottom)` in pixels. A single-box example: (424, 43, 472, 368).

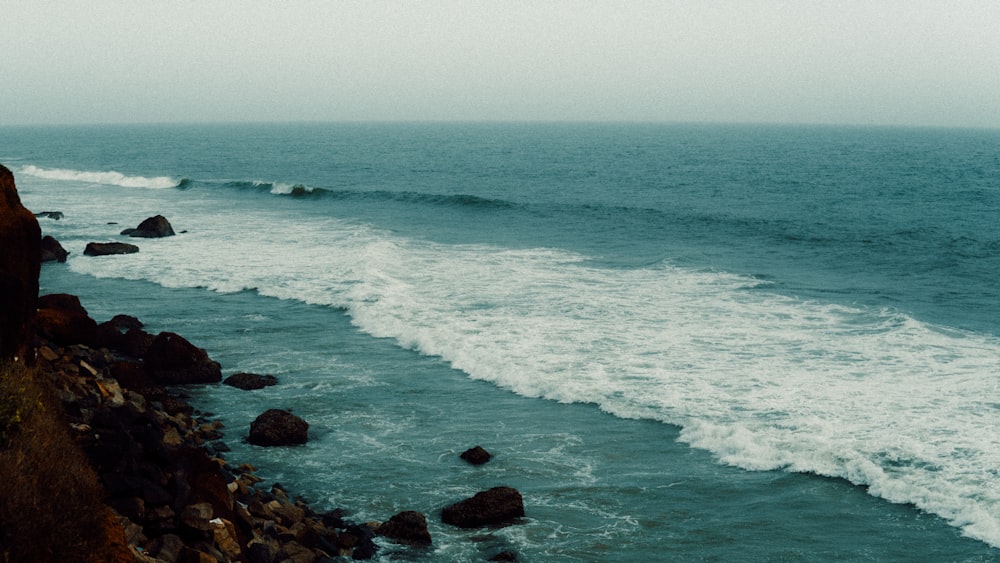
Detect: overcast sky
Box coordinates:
(2, 1, 999, 128)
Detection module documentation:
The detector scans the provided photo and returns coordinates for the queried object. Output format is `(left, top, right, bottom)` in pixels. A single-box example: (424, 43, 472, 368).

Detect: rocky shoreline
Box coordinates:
(2, 163, 524, 562)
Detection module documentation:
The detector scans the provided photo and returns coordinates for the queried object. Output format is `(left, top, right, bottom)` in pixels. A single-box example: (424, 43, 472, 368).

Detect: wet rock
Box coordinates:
(248, 409, 309, 447)
(441, 486, 525, 528)
(460, 445, 493, 465)
(35, 210, 64, 220)
(122, 214, 175, 238)
(223, 372, 279, 390)
(376, 510, 432, 546)
(143, 332, 222, 385)
(40, 235, 69, 262)
(490, 550, 519, 561)
(85, 241, 139, 256)
(0, 163, 41, 360)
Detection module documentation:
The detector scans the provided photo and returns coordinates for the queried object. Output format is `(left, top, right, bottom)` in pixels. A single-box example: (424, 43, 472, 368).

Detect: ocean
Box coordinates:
(2, 122, 999, 561)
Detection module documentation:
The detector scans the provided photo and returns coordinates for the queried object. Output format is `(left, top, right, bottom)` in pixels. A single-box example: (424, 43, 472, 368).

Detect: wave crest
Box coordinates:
(20, 165, 179, 189)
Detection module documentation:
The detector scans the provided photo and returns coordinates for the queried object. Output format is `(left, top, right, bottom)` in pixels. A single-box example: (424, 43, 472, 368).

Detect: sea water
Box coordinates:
(3, 123, 999, 561)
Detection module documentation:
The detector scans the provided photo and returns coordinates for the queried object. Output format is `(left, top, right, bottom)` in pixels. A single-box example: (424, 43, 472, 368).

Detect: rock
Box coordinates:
(143, 332, 222, 385)
(85, 241, 139, 256)
(460, 445, 493, 465)
(490, 550, 518, 561)
(180, 503, 214, 532)
(223, 372, 279, 390)
(0, 163, 41, 360)
(248, 409, 308, 447)
(35, 293, 99, 346)
(122, 214, 175, 238)
(97, 315, 153, 358)
(40, 235, 69, 262)
(441, 487, 524, 529)
(35, 210, 64, 220)
(376, 511, 431, 546)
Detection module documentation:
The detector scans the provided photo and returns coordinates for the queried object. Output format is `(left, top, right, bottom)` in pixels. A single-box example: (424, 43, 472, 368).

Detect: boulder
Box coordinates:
(36, 293, 99, 346)
(122, 214, 175, 238)
(223, 372, 278, 390)
(97, 315, 153, 358)
(143, 331, 222, 385)
(460, 445, 493, 465)
(84, 241, 139, 256)
(247, 409, 308, 447)
(376, 511, 431, 546)
(0, 164, 41, 360)
(40, 235, 69, 262)
(35, 210, 64, 220)
(441, 487, 524, 529)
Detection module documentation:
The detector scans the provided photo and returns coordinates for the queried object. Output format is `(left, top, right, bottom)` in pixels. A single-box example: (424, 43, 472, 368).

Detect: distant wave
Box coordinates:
(222, 178, 520, 210)
(20, 165, 180, 189)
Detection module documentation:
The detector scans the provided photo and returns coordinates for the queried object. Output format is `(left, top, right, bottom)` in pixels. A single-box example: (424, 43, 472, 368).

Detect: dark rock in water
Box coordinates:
(376, 510, 432, 546)
(143, 331, 222, 384)
(441, 487, 524, 529)
(223, 372, 279, 391)
(122, 214, 175, 238)
(248, 409, 308, 447)
(35, 210, 63, 220)
(97, 316, 154, 358)
(490, 551, 518, 562)
(0, 164, 41, 361)
(84, 241, 139, 256)
(40, 235, 69, 262)
(36, 293, 99, 346)
(460, 445, 493, 465)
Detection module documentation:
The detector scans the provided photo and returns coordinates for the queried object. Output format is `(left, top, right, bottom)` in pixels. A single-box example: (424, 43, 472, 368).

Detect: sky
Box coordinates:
(2, 1, 999, 128)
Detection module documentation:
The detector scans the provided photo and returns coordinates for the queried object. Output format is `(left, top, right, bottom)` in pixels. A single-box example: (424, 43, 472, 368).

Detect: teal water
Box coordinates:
(5, 123, 1000, 560)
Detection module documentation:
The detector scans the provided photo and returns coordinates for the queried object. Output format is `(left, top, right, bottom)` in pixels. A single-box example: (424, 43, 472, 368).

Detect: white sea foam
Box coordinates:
(20, 165, 178, 189)
(63, 204, 1000, 548)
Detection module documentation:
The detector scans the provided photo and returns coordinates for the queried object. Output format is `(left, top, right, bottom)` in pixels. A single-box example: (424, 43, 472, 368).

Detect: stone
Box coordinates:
(376, 511, 431, 546)
(122, 214, 175, 238)
(180, 503, 214, 531)
(35, 210, 63, 220)
(143, 332, 222, 385)
(441, 487, 524, 528)
(84, 241, 139, 256)
(35, 293, 99, 346)
(40, 235, 69, 262)
(248, 409, 309, 447)
(460, 445, 493, 465)
(223, 372, 279, 390)
(0, 163, 41, 360)
(490, 551, 519, 561)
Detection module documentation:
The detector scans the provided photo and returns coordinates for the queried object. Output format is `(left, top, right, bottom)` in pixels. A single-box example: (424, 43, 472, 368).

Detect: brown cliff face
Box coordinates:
(0, 164, 41, 361)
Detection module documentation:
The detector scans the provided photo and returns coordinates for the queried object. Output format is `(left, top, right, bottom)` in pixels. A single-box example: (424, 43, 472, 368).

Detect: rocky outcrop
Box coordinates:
(96, 314, 154, 359)
(36, 293, 99, 347)
(442, 486, 525, 528)
(248, 409, 309, 447)
(122, 214, 175, 238)
(34, 337, 381, 561)
(223, 372, 278, 390)
(85, 241, 140, 256)
(376, 510, 432, 546)
(40, 235, 69, 262)
(461, 445, 493, 465)
(35, 210, 64, 220)
(143, 332, 222, 385)
(0, 164, 41, 361)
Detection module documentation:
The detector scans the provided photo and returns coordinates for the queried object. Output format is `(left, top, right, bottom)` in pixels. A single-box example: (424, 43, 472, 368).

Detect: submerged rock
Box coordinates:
(376, 510, 432, 546)
(84, 241, 139, 256)
(441, 487, 524, 529)
(247, 409, 308, 447)
(223, 372, 278, 391)
(460, 445, 493, 465)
